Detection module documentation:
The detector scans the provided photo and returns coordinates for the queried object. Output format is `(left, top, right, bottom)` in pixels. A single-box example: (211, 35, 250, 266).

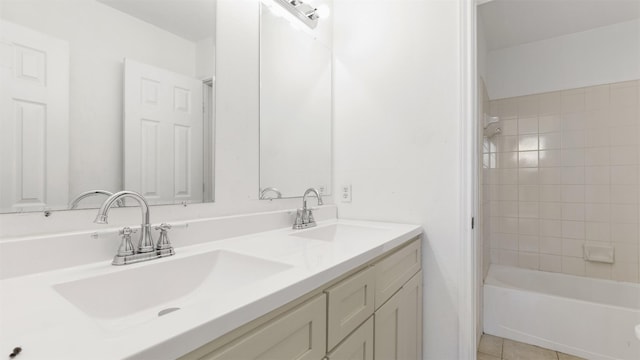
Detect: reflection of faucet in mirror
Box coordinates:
(260, 187, 283, 200)
(94, 191, 155, 253)
(293, 187, 324, 229)
(69, 190, 124, 209)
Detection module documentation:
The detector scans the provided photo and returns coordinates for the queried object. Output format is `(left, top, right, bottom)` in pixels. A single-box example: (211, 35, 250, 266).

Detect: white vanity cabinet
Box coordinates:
(325, 266, 375, 350)
(326, 316, 374, 360)
(198, 294, 327, 360)
(181, 238, 422, 360)
(374, 272, 423, 360)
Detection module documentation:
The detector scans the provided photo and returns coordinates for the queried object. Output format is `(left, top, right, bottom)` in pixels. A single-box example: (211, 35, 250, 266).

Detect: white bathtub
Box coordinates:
(484, 264, 640, 360)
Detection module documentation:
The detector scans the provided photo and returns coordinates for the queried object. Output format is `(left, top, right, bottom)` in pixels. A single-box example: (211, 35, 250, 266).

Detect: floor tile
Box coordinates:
(477, 352, 501, 360)
(558, 353, 586, 360)
(478, 334, 503, 358)
(502, 339, 558, 360)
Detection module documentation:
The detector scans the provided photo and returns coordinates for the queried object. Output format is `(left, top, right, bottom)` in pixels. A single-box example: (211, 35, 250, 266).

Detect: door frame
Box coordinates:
(459, 0, 479, 359)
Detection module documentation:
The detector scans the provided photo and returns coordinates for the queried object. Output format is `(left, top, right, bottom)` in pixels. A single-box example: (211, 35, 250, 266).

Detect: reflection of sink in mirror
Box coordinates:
(291, 224, 390, 242)
(53, 250, 292, 320)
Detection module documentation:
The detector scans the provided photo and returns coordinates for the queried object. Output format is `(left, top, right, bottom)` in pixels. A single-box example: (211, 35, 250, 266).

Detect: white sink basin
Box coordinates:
(53, 250, 292, 320)
(291, 223, 390, 242)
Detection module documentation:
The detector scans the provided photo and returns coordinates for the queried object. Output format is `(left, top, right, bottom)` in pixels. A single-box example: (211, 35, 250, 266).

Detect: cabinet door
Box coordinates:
(326, 267, 375, 351)
(326, 316, 373, 360)
(204, 294, 327, 360)
(374, 272, 422, 360)
(374, 239, 421, 309)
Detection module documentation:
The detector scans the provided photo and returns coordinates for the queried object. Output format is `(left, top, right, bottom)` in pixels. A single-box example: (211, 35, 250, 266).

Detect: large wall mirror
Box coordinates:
(0, 0, 216, 213)
(259, 0, 332, 200)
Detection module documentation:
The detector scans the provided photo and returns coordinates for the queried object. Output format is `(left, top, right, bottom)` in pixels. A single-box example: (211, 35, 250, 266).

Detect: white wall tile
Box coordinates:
(585, 127, 610, 147)
(539, 203, 562, 219)
(539, 150, 562, 167)
(518, 168, 538, 185)
(519, 235, 539, 252)
(562, 220, 585, 239)
(585, 203, 610, 222)
(561, 89, 586, 114)
(612, 262, 639, 282)
(519, 151, 539, 167)
(562, 256, 586, 276)
(585, 166, 610, 184)
(539, 254, 562, 272)
(539, 167, 562, 184)
(561, 185, 585, 203)
(561, 167, 585, 184)
(539, 219, 562, 237)
(499, 135, 519, 152)
(585, 147, 610, 166)
(519, 202, 539, 218)
(610, 165, 639, 185)
(518, 252, 539, 269)
(562, 113, 587, 131)
(487, 79, 639, 283)
(562, 203, 585, 221)
(585, 85, 610, 111)
(585, 262, 612, 280)
(518, 117, 538, 134)
(561, 148, 586, 166)
(585, 221, 610, 242)
(610, 204, 639, 223)
(539, 115, 561, 133)
(539, 133, 561, 149)
(562, 238, 585, 257)
(611, 223, 639, 243)
(538, 92, 561, 115)
(540, 237, 562, 255)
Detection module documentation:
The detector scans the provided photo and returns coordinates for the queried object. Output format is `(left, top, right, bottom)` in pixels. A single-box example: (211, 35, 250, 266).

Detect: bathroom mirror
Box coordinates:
(0, 0, 216, 213)
(259, 0, 332, 199)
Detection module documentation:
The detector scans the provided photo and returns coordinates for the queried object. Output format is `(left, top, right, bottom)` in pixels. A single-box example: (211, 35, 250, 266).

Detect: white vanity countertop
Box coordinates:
(0, 219, 421, 360)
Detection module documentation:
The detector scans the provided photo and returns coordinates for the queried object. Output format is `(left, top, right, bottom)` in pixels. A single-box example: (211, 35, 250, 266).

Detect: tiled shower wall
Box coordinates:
(484, 79, 640, 283)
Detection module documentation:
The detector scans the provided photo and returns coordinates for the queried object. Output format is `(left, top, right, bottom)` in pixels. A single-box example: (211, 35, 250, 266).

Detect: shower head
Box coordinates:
(483, 115, 501, 138)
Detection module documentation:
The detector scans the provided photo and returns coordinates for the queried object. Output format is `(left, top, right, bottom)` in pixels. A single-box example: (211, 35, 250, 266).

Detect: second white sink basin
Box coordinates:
(53, 250, 292, 320)
(291, 223, 390, 242)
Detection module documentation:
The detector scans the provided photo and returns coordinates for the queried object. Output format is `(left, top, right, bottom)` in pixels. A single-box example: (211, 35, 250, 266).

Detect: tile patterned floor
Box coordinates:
(478, 334, 586, 360)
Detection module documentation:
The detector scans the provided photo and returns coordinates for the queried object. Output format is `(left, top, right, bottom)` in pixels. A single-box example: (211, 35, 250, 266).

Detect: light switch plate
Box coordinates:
(341, 184, 352, 203)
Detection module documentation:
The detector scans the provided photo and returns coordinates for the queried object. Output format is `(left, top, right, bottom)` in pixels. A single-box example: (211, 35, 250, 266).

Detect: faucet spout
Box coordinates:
(302, 187, 323, 210)
(70, 189, 123, 209)
(94, 191, 154, 253)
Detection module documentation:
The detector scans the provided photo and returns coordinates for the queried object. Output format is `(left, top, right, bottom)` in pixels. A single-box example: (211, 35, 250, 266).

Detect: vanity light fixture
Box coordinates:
(273, 0, 320, 28)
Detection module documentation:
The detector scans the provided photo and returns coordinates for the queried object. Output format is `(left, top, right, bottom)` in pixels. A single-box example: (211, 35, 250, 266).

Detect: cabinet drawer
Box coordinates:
(325, 266, 375, 351)
(203, 294, 327, 360)
(374, 238, 421, 308)
(326, 316, 373, 360)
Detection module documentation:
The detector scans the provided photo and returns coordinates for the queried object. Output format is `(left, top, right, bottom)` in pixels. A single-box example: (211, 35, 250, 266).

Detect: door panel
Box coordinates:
(0, 20, 69, 212)
(124, 58, 203, 205)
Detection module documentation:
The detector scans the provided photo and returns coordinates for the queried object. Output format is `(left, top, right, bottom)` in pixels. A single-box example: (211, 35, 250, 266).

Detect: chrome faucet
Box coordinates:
(260, 187, 282, 200)
(69, 190, 123, 209)
(293, 187, 324, 229)
(94, 190, 174, 265)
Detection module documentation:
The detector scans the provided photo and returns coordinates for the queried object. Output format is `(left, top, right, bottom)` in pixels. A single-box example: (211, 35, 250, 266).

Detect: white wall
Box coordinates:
(486, 19, 640, 99)
(196, 36, 215, 80)
(0, 0, 198, 205)
(333, 0, 463, 358)
(477, 11, 488, 82)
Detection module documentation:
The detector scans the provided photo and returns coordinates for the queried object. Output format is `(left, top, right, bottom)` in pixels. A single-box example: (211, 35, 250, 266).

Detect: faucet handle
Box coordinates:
(155, 223, 172, 231)
(117, 227, 136, 256)
(155, 223, 173, 250)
